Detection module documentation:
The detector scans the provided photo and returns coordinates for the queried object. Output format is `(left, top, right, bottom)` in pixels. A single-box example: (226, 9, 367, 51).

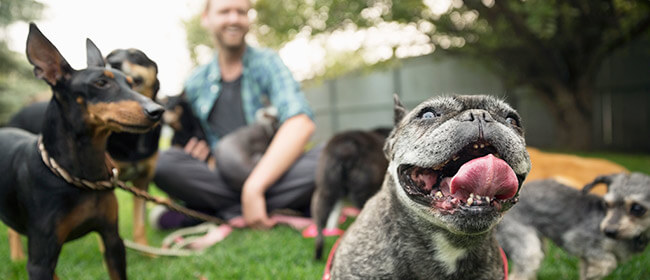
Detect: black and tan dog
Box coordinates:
(497, 173, 650, 280)
(104, 48, 161, 246)
(7, 47, 162, 248)
(311, 127, 391, 260)
(329, 95, 531, 279)
(0, 24, 162, 279)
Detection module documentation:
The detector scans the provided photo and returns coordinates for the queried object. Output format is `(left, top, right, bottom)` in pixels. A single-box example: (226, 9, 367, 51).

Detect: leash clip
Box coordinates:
(111, 168, 119, 187)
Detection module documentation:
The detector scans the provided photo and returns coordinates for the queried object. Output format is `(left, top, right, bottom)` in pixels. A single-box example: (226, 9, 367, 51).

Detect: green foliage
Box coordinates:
(0, 0, 45, 124)
(249, 0, 650, 149)
(0, 0, 43, 75)
(184, 14, 211, 66)
(0, 0, 42, 27)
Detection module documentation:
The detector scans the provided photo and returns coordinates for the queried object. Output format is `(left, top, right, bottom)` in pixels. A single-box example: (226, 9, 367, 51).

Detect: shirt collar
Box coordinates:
(208, 45, 251, 83)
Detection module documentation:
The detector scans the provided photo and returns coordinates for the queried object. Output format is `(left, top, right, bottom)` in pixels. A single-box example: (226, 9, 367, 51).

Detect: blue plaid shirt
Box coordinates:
(184, 45, 314, 149)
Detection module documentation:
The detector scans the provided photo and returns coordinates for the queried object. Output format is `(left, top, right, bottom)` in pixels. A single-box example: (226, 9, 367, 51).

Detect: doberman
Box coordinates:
(0, 23, 163, 279)
(7, 48, 163, 249)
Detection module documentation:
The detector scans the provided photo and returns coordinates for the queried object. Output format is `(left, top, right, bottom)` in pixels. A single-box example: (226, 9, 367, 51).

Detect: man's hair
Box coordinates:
(204, 0, 252, 14)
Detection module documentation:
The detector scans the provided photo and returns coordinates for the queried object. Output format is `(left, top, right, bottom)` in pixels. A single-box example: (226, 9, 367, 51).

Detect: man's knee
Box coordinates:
(154, 148, 187, 182)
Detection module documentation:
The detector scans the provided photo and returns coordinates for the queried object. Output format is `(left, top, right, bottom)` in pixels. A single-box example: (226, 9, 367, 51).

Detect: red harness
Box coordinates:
(322, 239, 509, 280)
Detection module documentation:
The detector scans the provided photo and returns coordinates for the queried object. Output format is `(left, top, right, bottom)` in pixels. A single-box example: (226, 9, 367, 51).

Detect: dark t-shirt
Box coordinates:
(208, 76, 247, 138)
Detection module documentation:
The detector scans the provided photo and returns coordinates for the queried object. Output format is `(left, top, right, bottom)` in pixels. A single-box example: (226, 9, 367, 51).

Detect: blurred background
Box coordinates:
(1, 0, 649, 152)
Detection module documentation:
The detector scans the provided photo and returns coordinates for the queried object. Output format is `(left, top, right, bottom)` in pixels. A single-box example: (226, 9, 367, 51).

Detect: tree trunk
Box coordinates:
(534, 83, 595, 150)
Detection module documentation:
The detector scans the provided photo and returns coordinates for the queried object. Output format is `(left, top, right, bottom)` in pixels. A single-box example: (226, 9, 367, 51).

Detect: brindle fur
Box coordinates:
(330, 95, 531, 279)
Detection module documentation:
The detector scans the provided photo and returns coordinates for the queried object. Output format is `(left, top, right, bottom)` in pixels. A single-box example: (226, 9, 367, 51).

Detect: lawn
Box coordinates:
(0, 151, 649, 279)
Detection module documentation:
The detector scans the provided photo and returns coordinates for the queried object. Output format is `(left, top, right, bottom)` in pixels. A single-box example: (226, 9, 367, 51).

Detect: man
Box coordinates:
(154, 0, 318, 230)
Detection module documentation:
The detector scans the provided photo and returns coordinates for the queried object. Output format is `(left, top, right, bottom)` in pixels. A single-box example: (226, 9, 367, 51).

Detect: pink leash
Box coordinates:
(322, 239, 509, 280)
(321, 237, 341, 280)
(500, 246, 509, 280)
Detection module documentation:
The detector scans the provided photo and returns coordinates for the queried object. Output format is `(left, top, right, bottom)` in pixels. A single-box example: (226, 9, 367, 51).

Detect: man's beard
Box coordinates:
(216, 33, 246, 52)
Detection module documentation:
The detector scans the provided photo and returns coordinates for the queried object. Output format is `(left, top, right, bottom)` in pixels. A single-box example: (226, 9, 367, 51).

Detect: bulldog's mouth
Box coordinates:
(398, 141, 521, 213)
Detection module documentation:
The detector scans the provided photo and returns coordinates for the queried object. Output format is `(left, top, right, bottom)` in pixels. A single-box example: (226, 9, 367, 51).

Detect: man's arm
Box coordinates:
(241, 113, 315, 229)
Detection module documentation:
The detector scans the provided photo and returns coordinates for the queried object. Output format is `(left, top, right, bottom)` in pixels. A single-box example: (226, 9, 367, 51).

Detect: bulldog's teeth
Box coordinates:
(453, 155, 459, 161)
(435, 191, 443, 198)
(476, 195, 482, 200)
(480, 144, 485, 149)
(473, 144, 479, 149)
(485, 197, 491, 203)
(467, 197, 474, 206)
(469, 193, 475, 199)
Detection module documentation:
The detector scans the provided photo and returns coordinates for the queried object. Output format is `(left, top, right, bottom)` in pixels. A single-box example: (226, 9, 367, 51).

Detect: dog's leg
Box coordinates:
(579, 255, 617, 280)
(497, 221, 544, 280)
(132, 178, 148, 246)
(325, 200, 343, 229)
(99, 226, 127, 280)
(26, 234, 61, 279)
(131, 163, 155, 246)
(8, 228, 25, 261)
(311, 185, 343, 260)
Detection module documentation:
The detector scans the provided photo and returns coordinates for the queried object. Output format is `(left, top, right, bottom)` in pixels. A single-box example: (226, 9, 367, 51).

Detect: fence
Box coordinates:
(303, 40, 650, 152)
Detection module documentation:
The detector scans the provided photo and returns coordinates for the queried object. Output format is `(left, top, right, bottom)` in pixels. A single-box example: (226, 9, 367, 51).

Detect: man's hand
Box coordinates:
(184, 137, 211, 162)
(241, 187, 276, 229)
(240, 114, 315, 230)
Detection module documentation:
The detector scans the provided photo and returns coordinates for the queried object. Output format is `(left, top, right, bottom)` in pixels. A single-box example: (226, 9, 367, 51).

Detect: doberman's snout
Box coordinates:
(143, 102, 164, 121)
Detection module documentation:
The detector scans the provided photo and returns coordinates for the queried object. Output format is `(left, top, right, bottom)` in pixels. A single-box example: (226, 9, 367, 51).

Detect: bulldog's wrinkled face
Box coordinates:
(385, 95, 531, 235)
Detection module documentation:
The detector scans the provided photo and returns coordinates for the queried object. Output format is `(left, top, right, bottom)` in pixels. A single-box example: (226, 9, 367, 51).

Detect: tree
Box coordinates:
(253, 0, 650, 150)
(0, 0, 45, 123)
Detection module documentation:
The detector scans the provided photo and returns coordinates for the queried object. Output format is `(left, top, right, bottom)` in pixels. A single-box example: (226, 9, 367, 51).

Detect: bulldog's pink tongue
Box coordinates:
(449, 154, 518, 200)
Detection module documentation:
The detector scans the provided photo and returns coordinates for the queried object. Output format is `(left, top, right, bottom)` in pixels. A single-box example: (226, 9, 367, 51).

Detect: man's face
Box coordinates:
(202, 0, 250, 51)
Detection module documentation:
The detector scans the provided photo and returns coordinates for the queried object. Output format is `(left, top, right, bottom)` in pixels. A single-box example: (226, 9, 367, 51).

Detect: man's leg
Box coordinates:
(153, 147, 241, 220)
(264, 144, 323, 215)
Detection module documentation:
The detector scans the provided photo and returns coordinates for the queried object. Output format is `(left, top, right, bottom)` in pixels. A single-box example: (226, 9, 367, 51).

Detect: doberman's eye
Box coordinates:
(94, 79, 108, 88)
(419, 108, 439, 120)
(505, 113, 520, 127)
(630, 203, 646, 217)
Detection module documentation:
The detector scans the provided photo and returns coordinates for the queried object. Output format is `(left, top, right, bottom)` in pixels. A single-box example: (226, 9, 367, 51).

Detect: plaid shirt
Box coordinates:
(184, 45, 314, 149)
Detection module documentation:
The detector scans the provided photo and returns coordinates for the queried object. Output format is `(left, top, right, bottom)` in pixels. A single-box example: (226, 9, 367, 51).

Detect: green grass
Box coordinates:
(0, 151, 649, 279)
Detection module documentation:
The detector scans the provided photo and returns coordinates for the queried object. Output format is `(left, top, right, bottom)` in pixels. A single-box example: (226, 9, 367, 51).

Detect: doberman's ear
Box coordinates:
(86, 38, 105, 68)
(393, 94, 407, 125)
(25, 23, 74, 86)
(582, 174, 615, 195)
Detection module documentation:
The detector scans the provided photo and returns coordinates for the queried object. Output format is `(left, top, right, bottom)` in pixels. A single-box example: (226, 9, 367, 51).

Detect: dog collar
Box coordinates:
(322, 238, 509, 280)
(37, 136, 118, 191)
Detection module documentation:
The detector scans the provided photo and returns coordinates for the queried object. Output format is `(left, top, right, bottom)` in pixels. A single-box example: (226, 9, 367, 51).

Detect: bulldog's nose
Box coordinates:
(143, 102, 164, 121)
(460, 109, 494, 123)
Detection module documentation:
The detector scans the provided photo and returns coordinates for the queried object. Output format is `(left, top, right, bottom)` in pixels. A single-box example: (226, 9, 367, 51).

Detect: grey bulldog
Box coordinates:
(330, 95, 531, 280)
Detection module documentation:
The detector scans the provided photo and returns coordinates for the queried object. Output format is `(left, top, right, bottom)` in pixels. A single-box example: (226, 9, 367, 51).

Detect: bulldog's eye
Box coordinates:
(505, 114, 520, 127)
(419, 108, 439, 119)
(630, 203, 646, 217)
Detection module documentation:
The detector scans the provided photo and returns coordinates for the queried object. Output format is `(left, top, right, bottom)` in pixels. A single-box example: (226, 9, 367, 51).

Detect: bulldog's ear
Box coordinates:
(384, 94, 407, 159)
(86, 38, 105, 68)
(393, 94, 407, 125)
(26, 23, 74, 86)
(582, 174, 616, 194)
